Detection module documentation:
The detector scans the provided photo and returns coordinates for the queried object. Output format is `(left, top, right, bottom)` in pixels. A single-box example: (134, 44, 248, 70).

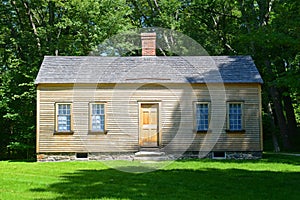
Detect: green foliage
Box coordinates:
(0, 0, 133, 159)
(44, 0, 133, 55)
(180, 0, 241, 55)
(127, 0, 183, 29)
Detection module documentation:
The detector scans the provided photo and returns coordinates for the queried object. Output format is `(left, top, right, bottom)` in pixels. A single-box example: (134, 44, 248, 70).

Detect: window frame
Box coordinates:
(226, 102, 245, 133)
(194, 102, 211, 133)
(54, 103, 73, 134)
(89, 102, 107, 134)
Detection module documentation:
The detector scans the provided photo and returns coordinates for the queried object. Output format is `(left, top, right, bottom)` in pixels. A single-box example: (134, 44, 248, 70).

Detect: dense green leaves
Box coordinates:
(0, 0, 133, 159)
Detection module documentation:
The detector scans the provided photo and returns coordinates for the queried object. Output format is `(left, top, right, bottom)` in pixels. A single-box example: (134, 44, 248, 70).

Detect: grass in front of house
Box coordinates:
(0, 153, 300, 200)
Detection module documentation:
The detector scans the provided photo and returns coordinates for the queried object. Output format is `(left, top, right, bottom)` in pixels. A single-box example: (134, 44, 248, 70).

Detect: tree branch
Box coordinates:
(22, 0, 41, 53)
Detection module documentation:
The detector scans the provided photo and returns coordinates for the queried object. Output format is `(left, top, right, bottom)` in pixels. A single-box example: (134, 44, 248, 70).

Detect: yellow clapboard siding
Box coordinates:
(37, 83, 262, 153)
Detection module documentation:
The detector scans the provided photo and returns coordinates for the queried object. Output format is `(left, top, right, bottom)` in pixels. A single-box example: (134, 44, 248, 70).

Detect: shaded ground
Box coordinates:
(31, 167, 300, 199)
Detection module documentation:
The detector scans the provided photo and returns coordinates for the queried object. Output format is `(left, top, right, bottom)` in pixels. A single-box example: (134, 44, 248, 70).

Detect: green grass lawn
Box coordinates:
(1, 153, 300, 200)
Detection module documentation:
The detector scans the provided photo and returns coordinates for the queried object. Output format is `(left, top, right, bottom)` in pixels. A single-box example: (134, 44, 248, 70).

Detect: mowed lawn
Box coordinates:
(0, 153, 300, 200)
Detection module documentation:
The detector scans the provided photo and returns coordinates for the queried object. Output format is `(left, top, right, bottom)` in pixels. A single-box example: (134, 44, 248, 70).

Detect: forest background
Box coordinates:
(0, 0, 299, 159)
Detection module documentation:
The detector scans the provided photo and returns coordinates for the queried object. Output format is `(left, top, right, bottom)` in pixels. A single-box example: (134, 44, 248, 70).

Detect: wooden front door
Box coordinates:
(139, 103, 159, 147)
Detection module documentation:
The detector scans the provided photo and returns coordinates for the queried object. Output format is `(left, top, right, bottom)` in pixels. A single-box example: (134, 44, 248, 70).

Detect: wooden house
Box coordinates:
(35, 33, 263, 161)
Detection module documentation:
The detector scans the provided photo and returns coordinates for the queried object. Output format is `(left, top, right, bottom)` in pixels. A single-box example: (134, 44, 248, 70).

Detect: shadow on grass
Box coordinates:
(31, 165, 300, 200)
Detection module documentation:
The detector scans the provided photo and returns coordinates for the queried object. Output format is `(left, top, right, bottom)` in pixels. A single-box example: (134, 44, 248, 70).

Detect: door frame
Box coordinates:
(138, 101, 161, 148)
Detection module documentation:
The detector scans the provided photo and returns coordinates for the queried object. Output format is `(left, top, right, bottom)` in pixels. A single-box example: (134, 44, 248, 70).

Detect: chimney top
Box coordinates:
(141, 32, 156, 56)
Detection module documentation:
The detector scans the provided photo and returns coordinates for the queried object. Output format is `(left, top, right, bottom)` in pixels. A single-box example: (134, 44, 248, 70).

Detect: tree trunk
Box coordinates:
(267, 102, 280, 152)
(269, 86, 291, 149)
(283, 94, 298, 142)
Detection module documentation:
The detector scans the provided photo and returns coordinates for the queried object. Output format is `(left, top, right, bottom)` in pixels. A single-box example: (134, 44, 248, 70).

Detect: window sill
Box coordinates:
(196, 130, 212, 134)
(88, 130, 108, 135)
(225, 129, 246, 134)
(54, 131, 74, 135)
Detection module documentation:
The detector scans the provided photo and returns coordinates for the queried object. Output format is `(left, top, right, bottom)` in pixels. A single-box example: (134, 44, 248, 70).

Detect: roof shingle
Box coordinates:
(35, 56, 263, 84)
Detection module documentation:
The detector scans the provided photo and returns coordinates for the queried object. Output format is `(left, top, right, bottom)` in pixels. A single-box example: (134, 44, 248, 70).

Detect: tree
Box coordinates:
(1, 0, 299, 159)
(234, 0, 300, 150)
(0, 0, 133, 159)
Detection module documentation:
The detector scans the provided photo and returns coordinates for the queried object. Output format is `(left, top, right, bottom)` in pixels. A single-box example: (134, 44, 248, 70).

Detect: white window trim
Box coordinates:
(55, 103, 73, 134)
(89, 102, 107, 134)
(194, 102, 211, 133)
(226, 102, 244, 132)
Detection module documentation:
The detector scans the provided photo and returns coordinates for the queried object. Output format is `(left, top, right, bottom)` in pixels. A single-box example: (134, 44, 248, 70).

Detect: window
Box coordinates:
(90, 103, 105, 132)
(76, 153, 88, 159)
(212, 152, 226, 159)
(195, 102, 210, 132)
(228, 102, 243, 131)
(56, 103, 72, 132)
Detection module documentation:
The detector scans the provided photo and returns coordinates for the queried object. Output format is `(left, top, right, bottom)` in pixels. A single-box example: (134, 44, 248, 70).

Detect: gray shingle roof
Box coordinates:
(35, 56, 263, 84)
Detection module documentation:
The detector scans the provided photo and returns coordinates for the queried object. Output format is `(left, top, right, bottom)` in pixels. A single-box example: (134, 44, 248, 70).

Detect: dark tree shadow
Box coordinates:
(31, 163, 300, 200)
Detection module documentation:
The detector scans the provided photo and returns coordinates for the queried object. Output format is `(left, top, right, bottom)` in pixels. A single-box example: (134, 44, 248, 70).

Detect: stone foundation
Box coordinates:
(180, 151, 262, 159)
(37, 153, 76, 162)
(37, 151, 262, 162)
(225, 151, 262, 159)
(88, 152, 135, 161)
(37, 152, 136, 162)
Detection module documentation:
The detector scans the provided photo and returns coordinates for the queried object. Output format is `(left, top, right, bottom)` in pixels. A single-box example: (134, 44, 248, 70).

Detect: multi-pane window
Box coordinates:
(196, 103, 209, 131)
(90, 103, 105, 132)
(228, 103, 243, 131)
(56, 104, 71, 132)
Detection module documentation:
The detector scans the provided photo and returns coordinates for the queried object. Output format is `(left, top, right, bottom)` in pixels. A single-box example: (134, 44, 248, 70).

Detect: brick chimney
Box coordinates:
(141, 32, 156, 56)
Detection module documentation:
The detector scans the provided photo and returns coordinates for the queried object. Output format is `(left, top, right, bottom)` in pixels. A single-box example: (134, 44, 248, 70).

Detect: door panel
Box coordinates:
(139, 104, 159, 147)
